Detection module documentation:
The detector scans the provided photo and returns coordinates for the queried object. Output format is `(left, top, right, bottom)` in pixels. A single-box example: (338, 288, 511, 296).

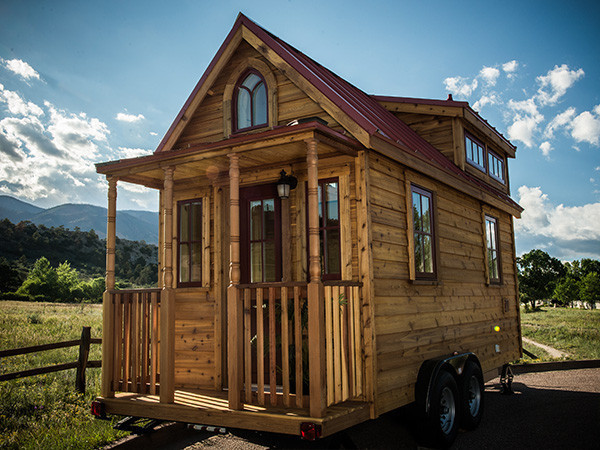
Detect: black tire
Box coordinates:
(459, 360, 484, 430)
(423, 369, 460, 448)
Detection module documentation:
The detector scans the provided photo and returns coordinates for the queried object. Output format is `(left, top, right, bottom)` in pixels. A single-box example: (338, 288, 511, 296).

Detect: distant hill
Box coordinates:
(0, 195, 158, 244)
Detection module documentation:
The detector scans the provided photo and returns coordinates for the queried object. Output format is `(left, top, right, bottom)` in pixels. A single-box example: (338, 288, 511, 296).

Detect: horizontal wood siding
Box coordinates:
(174, 40, 339, 149)
(174, 289, 215, 389)
(368, 154, 520, 416)
(393, 112, 455, 161)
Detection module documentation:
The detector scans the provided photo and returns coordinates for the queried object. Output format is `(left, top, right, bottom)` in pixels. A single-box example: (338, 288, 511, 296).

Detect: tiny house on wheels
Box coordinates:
(93, 13, 523, 447)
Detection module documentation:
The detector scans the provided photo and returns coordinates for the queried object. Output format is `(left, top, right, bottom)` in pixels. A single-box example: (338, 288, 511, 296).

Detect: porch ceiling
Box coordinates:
(96, 121, 363, 189)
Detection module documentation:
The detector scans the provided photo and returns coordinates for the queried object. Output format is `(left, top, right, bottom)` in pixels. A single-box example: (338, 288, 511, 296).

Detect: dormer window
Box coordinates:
(465, 133, 505, 184)
(234, 70, 267, 132)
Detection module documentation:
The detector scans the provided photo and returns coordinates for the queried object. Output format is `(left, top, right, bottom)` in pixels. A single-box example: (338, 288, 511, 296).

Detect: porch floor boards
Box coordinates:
(100, 389, 370, 437)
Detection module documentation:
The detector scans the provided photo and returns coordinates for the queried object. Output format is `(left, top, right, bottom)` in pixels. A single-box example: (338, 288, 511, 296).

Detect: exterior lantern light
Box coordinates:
(276, 169, 298, 199)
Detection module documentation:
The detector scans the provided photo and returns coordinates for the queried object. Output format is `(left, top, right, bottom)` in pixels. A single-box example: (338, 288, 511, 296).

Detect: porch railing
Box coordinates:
(236, 280, 363, 410)
(108, 289, 161, 395)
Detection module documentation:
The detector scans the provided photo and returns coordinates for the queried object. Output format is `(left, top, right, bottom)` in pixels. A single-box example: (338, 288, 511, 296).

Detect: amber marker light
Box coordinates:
(494, 325, 500, 332)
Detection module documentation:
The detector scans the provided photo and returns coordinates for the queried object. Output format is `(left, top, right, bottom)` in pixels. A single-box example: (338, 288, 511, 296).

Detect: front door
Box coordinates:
(240, 184, 282, 283)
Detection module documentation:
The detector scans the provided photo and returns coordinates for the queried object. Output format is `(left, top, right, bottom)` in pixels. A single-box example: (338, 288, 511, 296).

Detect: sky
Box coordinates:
(0, 0, 599, 261)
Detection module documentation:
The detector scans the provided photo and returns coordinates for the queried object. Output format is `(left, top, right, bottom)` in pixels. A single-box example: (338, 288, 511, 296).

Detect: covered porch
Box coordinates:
(96, 121, 374, 425)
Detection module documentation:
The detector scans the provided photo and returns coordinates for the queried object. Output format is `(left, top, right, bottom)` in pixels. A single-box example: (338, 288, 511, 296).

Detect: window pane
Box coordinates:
(191, 202, 202, 242)
(180, 204, 189, 241)
(263, 199, 275, 240)
(318, 184, 323, 228)
(253, 82, 267, 126)
(325, 182, 339, 227)
(179, 243, 189, 283)
(237, 89, 251, 129)
(191, 242, 202, 282)
(250, 242, 263, 283)
(414, 234, 423, 273)
(326, 228, 340, 275)
(421, 195, 431, 233)
(263, 240, 276, 282)
(242, 73, 261, 90)
(250, 200, 262, 241)
(423, 235, 433, 273)
(412, 192, 422, 231)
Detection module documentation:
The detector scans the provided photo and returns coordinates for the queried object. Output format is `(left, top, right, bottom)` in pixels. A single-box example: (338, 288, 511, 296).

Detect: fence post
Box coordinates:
(76, 327, 91, 393)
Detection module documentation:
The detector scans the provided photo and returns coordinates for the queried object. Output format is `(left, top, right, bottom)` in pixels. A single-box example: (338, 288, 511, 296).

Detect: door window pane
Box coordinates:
(178, 200, 202, 285)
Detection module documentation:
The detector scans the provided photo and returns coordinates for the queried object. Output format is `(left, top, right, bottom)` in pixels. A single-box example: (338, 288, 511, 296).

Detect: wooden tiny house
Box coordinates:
(94, 13, 522, 442)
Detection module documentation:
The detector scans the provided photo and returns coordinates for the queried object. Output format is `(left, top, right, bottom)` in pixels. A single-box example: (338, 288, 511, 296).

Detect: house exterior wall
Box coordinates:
(367, 152, 521, 416)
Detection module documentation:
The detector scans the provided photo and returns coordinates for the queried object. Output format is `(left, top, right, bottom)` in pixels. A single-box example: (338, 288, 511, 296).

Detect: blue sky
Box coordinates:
(0, 0, 599, 260)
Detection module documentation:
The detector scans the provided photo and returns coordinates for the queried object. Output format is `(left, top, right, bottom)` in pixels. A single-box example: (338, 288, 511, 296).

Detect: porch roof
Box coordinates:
(95, 120, 363, 188)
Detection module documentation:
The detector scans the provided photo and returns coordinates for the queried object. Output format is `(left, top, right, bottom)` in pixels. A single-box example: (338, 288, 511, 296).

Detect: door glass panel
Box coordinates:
(250, 200, 262, 241)
(180, 204, 189, 241)
(263, 199, 275, 240)
(191, 202, 202, 241)
(250, 242, 263, 283)
(263, 240, 276, 282)
(191, 242, 202, 282)
(325, 182, 339, 227)
(326, 228, 340, 275)
(179, 243, 189, 283)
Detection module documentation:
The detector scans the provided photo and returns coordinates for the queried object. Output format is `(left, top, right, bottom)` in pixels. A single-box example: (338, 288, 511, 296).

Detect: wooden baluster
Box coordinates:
(294, 286, 303, 408)
(281, 287, 290, 407)
(325, 286, 334, 406)
(130, 293, 139, 393)
(141, 292, 149, 394)
(150, 291, 159, 395)
(332, 285, 341, 403)
(341, 287, 349, 401)
(353, 285, 363, 397)
(256, 288, 265, 405)
(122, 295, 131, 392)
(244, 289, 252, 404)
(269, 287, 277, 406)
(347, 286, 356, 398)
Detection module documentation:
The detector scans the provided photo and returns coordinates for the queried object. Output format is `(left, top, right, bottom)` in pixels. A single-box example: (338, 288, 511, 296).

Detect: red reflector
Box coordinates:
(91, 401, 105, 417)
(300, 422, 322, 440)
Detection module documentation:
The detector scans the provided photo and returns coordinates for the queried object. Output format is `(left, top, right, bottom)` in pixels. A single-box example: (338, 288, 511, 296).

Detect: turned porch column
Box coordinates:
(227, 153, 243, 410)
(160, 166, 176, 403)
(101, 176, 118, 398)
(306, 138, 326, 417)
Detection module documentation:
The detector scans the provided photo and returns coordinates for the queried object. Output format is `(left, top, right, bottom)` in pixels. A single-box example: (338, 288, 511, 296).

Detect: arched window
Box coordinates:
(234, 70, 267, 131)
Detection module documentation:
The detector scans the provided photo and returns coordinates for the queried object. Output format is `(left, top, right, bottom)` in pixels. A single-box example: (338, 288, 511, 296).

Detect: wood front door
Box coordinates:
(239, 184, 282, 284)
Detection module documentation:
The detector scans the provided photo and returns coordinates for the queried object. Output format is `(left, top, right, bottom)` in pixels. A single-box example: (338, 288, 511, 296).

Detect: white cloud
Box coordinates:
(539, 141, 552, 157)
(472, 94, 498, 111)
(116, 112, 145, 123)
(515, 185, 600, 242)
(570, 109, 600, 145)
(118, 147, 151, 159)
(502, 60, 518, 76)
(0, 83, 44, 117)
(536, 64, 584, 106)
(443, 76, 478, 98)
(149, 131, 158, 136)
(544, 107, 576, 139)
(507, 98, 544, 147)
(479, 66, 500, 86)
(1, 58, 40, 81)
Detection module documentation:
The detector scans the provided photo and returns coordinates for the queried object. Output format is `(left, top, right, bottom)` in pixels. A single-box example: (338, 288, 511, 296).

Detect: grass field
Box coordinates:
(0, 301, 127, 449)
(520, 306, 600, 361)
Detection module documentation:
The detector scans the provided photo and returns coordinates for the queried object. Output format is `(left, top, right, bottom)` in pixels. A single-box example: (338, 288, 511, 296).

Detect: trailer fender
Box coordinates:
(415, 352, 481, 415)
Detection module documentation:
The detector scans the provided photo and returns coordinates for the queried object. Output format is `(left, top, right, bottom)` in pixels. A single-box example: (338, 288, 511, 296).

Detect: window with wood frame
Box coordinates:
(234, 70, 267, 132)
(488, 151, 505, 183)
(411, 185, 436, 279)
(465, 134, 486, 172)
(318, 178, 341, 280)
(465, 133, 506, 183)
(178, 199, 202, 286)
(485, 215, 501, 283)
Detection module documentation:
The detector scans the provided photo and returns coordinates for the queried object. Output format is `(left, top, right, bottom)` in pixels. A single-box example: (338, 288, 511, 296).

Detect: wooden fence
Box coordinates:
(0, 326, 101, 393)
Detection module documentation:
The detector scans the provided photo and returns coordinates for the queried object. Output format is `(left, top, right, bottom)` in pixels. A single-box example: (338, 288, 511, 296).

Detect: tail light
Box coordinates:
(300, 422, 322, 440)
(91, 401, 106, 418)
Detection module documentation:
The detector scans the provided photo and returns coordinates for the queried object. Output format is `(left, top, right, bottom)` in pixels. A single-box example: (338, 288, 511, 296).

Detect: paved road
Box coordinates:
(108, 368, 600, 449)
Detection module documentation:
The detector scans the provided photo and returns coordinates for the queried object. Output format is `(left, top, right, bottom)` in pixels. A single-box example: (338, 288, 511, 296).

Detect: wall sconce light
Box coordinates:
(276, 169, 298, 199)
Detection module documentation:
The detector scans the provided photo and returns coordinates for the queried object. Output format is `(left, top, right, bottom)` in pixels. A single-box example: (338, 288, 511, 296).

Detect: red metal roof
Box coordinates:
(155, 13, 521, 213)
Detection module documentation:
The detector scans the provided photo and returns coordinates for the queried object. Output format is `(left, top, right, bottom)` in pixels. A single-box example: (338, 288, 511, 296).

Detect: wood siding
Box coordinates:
(368, 153, 520, 416)
(174, 41, 340, 150)
(392, 112, 455, 161)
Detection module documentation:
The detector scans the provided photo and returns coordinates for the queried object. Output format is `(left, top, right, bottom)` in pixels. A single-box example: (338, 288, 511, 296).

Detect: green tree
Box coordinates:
(516, 249, 566, 310)
(553, 277, 579, 307)
(579, 272, 600, 309)
(17, 257, 59, 300)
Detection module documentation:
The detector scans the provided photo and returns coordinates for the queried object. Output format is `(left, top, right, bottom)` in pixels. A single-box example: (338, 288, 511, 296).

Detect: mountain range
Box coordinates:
(0, 195, 158, 244)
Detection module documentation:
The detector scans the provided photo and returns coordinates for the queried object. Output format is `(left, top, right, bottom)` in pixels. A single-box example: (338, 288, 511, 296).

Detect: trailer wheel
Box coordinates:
(459, 360, 484, 430)
(424, 369, 459, 448)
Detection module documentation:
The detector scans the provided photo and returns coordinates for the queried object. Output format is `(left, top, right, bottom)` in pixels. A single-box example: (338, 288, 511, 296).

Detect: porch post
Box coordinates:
(227, 153, 243, 410)
(160, 166, 176, 403)
(101, 176, 117, 398)
(306, 138, 326, 417)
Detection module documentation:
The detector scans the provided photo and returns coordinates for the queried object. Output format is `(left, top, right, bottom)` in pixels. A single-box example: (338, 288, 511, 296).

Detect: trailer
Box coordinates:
(93, 13, 522, 447)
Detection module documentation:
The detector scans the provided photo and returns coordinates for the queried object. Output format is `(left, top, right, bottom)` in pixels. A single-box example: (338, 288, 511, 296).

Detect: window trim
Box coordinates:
(232, 69, 268, 133)
(483, 214, 502, 285)
(409, 184, 437, 281)
(177, 198, 204, 287)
